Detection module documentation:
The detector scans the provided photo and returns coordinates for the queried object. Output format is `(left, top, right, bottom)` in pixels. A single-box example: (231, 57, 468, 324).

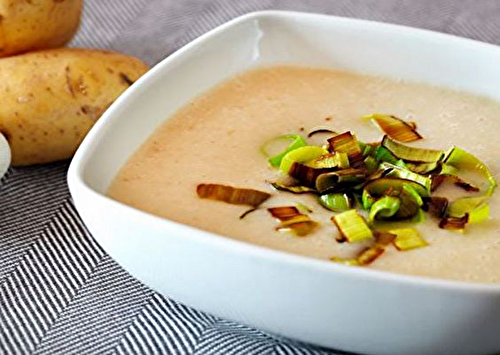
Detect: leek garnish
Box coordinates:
(380, 162, 432, 194)
(391, 228, 428, 251)
(328, 132, 364, 165)
(319, 193, 352, 212)
(268, 206, 318, 236)
(289, 163, 326, 187)
(402, 184, 424, 207)
(306, 152, 350, 169)
(261, 134, 307, 167)
(330, 257, 360, 266)
(316, 169, 367, 193)
(270, 182, 317, 194)
(364, 178, 430, 200)
(331, 210, 374, 243)
(362, 188, 376, 210)
(363, 156, 379, 174)
(440, 163, 459, 176)
(439, 214, 469, 230)
(443, 147, 497, 195)
(368, 196, 401, 222)
(448, 196, 490, 224)
(395, 187, 421, 219)
(357, 245, 385, 265)
(367, 114, 423, 143)
(373, 146, 399, 165)
(422, 197, 449, 219)
(441, 148, 496, 228)
(331, 245, 385, 266)
(382, 135, 444, 163)
(235, 113, 500, 266)
(406, 162, 440, 174)
(279, 146, 328, 173)
(374, 231, 396, 245)
(197, 184, 271, 207)
(431, 174, 480, 193)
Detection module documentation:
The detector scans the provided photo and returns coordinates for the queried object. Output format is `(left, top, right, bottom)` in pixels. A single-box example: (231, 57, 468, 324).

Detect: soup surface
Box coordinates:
(108, 66, 500, 284)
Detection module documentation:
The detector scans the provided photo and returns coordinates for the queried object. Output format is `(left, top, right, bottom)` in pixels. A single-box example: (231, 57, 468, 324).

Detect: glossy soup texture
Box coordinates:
(108, 66, 500, 284)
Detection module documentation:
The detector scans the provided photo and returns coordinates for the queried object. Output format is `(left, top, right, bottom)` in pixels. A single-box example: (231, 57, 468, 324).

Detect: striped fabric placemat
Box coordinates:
(1, 0, 500, 354)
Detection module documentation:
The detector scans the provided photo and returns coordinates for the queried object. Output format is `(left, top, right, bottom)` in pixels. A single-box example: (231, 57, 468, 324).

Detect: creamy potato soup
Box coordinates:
(108, 66, 500, 284)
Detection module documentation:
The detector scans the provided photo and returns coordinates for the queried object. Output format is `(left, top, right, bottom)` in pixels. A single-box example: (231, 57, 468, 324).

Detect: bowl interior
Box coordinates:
(77, 11, 500, 195)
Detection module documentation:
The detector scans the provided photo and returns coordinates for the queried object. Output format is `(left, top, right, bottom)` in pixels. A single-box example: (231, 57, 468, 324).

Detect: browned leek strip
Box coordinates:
(239, 208, 258, 219)
(422, 197, 449, 218)
(357, 245, 385, 265)
(270, 182, 317, 194)
(289, 162, 326, 187)
(374, 231, 396, 245)
(431, 174, 480, 193)
(307, 128, 337, 138)
(268, 206, 318, 237)
(331, 244, 385, 266)
(197, 184, 271, 207)
(328, 132, 364, 165)
(268, 206, 301, 220)
(369, 114, 423, 143)
(439, 214, 469, 230)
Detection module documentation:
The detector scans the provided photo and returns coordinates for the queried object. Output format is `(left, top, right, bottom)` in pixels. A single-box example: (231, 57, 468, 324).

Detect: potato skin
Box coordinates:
(0, 48, 150, 166)
(0, 0, 83, 57)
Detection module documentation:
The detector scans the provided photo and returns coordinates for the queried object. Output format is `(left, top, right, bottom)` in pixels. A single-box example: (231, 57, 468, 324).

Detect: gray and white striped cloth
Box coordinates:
(1, 0, 500, 354)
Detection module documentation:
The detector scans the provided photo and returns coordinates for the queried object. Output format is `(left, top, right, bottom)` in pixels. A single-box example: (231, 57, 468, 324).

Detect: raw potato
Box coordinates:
(0, 0, 83, 57)
(0, 48, 150, 166)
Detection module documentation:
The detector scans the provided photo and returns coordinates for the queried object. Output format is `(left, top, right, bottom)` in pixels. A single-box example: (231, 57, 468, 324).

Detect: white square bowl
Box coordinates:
(68, 11, 500, 355)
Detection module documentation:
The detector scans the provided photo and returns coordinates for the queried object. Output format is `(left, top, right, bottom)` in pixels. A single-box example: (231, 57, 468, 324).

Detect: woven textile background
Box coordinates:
(1, 0, 500, 354)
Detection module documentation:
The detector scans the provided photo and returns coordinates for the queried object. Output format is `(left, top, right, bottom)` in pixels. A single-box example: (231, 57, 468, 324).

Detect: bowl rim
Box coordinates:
(68, 10, 500, 293)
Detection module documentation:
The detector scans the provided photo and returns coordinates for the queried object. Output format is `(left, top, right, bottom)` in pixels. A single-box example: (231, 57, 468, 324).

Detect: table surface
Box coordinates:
(1, 0, 500, 354)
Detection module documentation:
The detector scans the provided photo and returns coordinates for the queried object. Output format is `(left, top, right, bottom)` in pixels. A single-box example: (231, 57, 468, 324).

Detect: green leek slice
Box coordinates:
(331, 210, 374, 243)
(306, 152, 350, 169)
(362, 188, 376, 210)
(443, 147, 497, 195)
(279, 146, 328, 173)
(390, 228, 428, 251)
(448, 196, 490, 224)
(363, 156, 379, 174)
(372, 146, 399, 165)
(261, 134, 307, 167)
(382, 135, 444, 163)
(316, 169, 367, 193)
(369, 196, 401, 222)
(406, 162, 440, 174)
(364, 177, 430, 199)
(380, 162, 432, 194)
(319, 193, 352, 212)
